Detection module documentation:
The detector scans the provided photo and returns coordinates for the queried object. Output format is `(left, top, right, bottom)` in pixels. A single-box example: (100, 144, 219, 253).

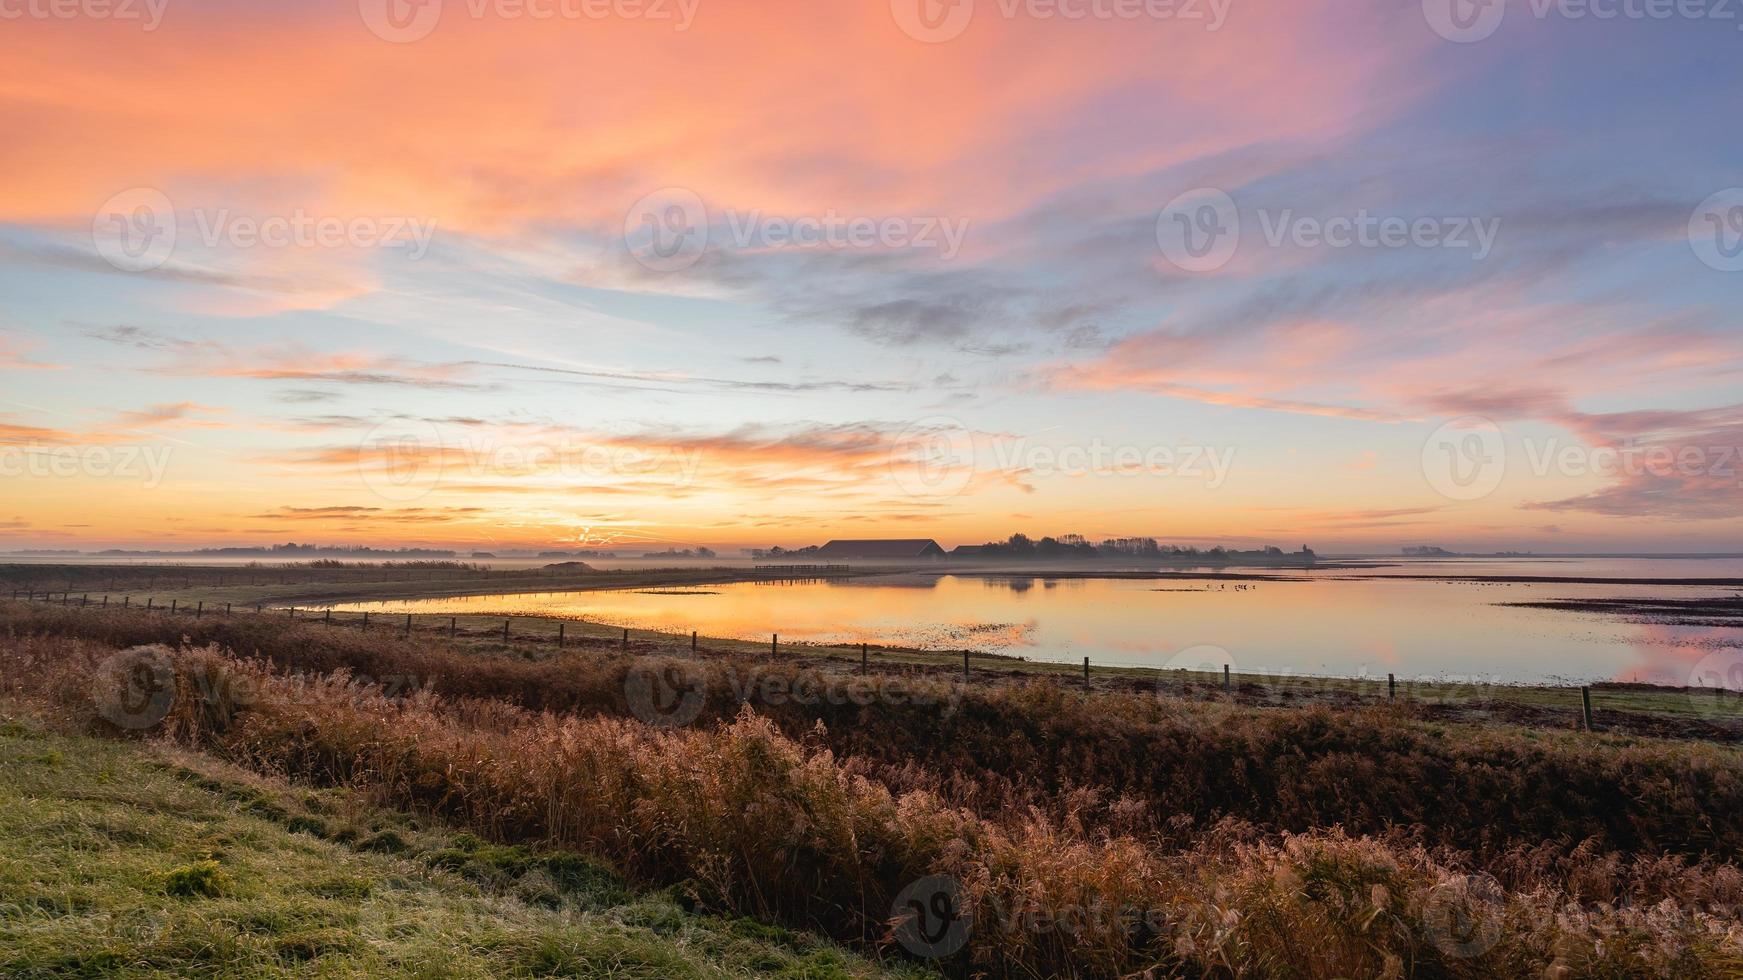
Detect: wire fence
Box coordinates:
(8, 588, 1737, 734)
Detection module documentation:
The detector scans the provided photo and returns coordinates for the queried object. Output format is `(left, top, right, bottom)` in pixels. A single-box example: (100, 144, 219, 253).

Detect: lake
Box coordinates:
(327, 558, 1743, 686)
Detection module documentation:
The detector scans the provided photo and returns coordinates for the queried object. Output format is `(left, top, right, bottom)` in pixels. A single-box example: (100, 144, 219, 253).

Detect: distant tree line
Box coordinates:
(749, 535, 1315, 562)
(953, 534, 1315, 560)
(94, 543, 459, 558)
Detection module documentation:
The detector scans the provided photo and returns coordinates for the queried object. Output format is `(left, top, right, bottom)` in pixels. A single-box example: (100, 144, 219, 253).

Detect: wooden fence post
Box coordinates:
(1083, 657, 1090, 687)
(558, 623, 565, 647)
(1581, 687, 1594, 731)
(404, 613, 412, 636)
(862, 642, 868, 673)
(963, 651, 970, 679)
(170, 600, 177, 614)
(772, 633, 778, 656)
(362, 611, 369, 630)
(1388, 673, 1396, 700)
(503, 619, 511, 642)
(196, 602, 203, 619)
(1223, 664, 1231, 693)
(450, 617, 457, 638)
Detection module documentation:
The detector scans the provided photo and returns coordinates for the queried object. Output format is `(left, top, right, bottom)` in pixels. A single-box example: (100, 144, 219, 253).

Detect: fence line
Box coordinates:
(6, 588, 1731, 731)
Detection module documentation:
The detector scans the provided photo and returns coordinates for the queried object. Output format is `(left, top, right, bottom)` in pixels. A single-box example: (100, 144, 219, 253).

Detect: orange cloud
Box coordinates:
(0, 2, 1425, 245)
(0, 336, 62, 371)
(111, 402, 230, 430)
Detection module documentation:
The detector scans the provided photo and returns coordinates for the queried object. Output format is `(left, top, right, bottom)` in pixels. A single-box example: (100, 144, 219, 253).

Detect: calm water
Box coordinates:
(329, 562, 1743, 686)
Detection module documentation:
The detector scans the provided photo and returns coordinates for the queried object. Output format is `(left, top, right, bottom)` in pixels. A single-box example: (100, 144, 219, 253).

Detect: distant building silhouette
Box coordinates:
(815, 539, 946, 560)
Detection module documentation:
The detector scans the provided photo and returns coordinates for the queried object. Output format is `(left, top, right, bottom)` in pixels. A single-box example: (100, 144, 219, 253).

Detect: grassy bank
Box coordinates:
(0, 715, 919, 979)
(4, 600, 1742, 862)
(3, 617, 1742, 975)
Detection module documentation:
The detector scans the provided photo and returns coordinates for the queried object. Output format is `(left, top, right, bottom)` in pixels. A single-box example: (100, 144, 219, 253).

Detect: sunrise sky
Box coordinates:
(1, 0, 1740, 553)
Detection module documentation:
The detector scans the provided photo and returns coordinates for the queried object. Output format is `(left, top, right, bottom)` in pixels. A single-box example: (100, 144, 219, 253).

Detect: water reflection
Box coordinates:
(329, 570, 1742, 685)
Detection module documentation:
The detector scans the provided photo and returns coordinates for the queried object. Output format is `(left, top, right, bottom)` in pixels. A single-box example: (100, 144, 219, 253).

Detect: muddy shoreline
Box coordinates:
(1502, 595, 1743, 626)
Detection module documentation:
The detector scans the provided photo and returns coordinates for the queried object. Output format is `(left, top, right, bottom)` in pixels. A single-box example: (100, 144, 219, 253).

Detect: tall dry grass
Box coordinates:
(3, 632, 1741, 977)
(6, 601, 1743, 869)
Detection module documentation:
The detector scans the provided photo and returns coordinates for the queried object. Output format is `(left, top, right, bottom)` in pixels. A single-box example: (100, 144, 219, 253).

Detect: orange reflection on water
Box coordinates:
(331, 573, 1742, 685)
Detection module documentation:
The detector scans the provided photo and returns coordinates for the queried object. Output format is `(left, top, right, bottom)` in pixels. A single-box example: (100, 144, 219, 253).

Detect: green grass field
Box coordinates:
(0, 716, 923, 979)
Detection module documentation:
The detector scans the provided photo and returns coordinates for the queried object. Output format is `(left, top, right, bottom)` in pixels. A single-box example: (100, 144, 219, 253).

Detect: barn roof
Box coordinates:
(815, 539, 946, 558)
